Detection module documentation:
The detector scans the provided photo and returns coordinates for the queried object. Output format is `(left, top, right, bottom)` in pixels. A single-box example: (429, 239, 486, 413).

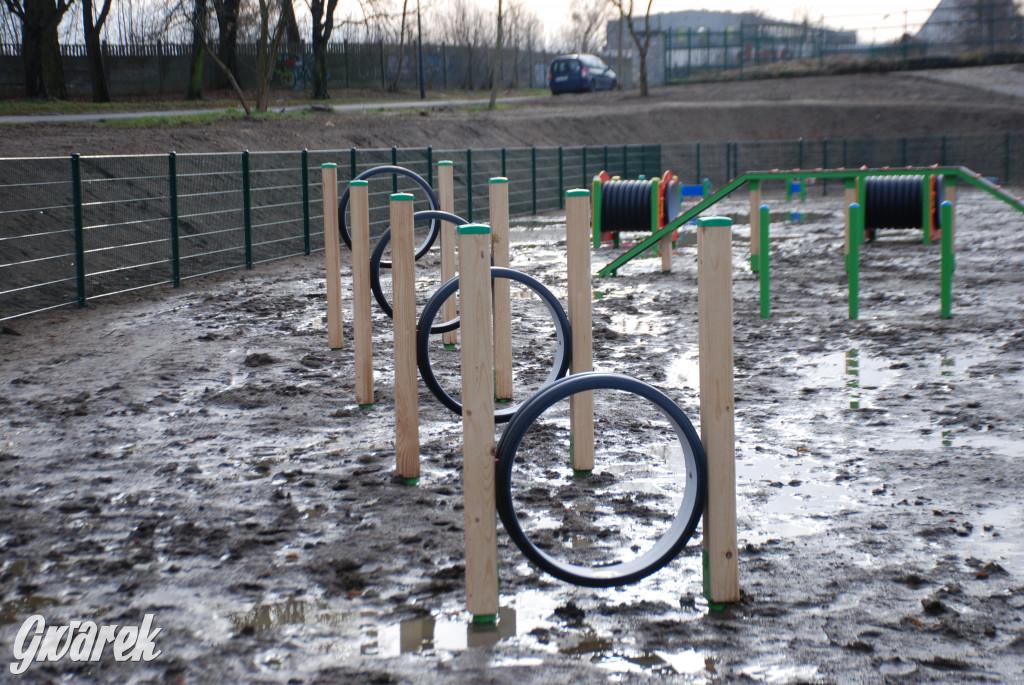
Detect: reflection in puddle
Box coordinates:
(231, 597, 355, 634)
(374, 607, 518, 655)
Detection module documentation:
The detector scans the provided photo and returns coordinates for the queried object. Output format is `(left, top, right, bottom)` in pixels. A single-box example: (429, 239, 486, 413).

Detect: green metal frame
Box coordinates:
(598, 166, 1024, 278)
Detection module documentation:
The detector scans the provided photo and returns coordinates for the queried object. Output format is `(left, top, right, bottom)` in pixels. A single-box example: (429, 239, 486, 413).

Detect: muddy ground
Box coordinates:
(2, 67, 1024, 683)
(1, 182, 1023, 683)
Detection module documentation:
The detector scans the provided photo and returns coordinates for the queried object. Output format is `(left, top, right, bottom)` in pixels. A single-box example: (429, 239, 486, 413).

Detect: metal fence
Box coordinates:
(2, 133, 1021, 323)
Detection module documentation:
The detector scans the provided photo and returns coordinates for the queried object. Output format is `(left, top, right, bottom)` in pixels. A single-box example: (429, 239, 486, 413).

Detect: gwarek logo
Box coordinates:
(10, 614, 162, 675)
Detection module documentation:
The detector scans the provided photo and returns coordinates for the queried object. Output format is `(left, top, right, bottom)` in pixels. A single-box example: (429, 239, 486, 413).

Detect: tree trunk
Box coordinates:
(19, 1, 45, 97)
(186, 0, 207, 100)
(39, 9, 67, 99)
(255, 0, 288, 112)
(312, 40, 328, 98)
(310, 0, 339, 99)
(216, 0, 240, 89)
(282, 0, 301, 47)
(389, 0, 408, 92)
(487, 0, 502, 109)
(638, 48, 647, 96)
(83, 0, 112, 103)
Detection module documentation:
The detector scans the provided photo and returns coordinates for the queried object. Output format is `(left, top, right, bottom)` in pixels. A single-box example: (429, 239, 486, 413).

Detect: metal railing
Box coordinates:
(2, 133, 1021, 322)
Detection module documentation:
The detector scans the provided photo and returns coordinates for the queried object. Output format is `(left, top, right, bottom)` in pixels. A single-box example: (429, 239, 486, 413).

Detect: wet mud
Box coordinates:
(1, 185, 1023, 683)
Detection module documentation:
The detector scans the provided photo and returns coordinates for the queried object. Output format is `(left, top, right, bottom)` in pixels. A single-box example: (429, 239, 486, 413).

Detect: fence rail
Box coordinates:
(2, 133, 1022, 322)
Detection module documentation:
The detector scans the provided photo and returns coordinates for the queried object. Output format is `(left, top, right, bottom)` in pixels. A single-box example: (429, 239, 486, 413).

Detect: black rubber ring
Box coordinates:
(338, 165, 440, 259)
(369, 210, 468, 332)
(495, 371, 707, 587)
(416, 267, 572, 422)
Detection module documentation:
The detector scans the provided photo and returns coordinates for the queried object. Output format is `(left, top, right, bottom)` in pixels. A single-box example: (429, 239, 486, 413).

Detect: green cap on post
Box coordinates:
(438, 160, 454, 167)
(390, 192, 415, 202)
(350, 179, 368, 187)
(322, 163, 337, 169)
(697, 216, 732, 227)
(566, 188, 590, 198)
(457, 223, 491, 235)
(489, 177, 509, 184)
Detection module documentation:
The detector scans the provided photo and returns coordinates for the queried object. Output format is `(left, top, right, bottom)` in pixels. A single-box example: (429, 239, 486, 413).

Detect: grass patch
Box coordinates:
(101, 109, 248, 127)
(0, 98, 238, 117)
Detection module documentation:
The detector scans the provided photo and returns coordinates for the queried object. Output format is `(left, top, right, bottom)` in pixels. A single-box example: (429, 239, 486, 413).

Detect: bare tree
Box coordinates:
(4, 0, 72, 98)
(487, 0, 502, 107)
(82, 0, 113, 102)
(254, 0, 288, 110)
(389, 0, 409, 91)
(310, 0, 339, 98)
(558, 0, 609, 53)
(185, 0, 207, 100)
(214, 0, 239, 88)
(608, 0, 653, 95)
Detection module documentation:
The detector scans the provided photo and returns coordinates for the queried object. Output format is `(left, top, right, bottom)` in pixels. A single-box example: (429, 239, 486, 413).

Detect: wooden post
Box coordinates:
(490, 177, 512, 402)
(843, 178, 857, 258)
(749, 179, 761, 272)
(439, 161, 458, 348)
(697, 215, 739, 606)
(565, 189, 594, 475)
(391, 192, 420, 482)
(457, 223, 499, 621)
(321, 163, 344, 350)
(350, 180, 374, 407)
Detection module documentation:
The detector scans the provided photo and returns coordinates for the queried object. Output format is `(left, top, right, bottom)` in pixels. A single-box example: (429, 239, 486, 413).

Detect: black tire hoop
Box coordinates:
(338, 165, 440, 258)
(370, 210, 468, 331)
(416, 267, 572, 422)
(495, 371, 707, 587)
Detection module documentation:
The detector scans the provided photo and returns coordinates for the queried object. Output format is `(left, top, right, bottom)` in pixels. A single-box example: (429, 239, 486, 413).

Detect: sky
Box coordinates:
(518, 0, 944, 44)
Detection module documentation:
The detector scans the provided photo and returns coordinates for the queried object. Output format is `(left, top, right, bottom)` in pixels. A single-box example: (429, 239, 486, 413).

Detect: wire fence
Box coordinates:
(2, 133, 1022, 322)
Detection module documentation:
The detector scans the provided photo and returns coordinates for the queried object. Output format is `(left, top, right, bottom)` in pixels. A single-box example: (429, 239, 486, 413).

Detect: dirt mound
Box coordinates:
(2, 67, 1023, 158)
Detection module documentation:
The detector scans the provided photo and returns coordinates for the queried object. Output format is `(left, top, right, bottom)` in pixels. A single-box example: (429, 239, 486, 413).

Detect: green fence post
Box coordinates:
(426, 145, 433, 187)
(391, 146, 398, 193)
(501, 147, 507, 178)
(466, 148, 473, 222)
(1005, 132, 1011, 184)
(71, 153, 86, 308)
(822, 139, 829, 196)
(350, 148, 357, 181)
(558, 146, 564, 209)
(169, 151, 181, 285)
(531, 147, 537, 214)
(592, 176, 603, 248)
(940, 200, 953, 319)
(848, 202, 862, 320)
(759, 204, 770, 318)
(301, 149, 311, 256)
(921, 174, 932, 246)
(242, 150, 253, 269)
